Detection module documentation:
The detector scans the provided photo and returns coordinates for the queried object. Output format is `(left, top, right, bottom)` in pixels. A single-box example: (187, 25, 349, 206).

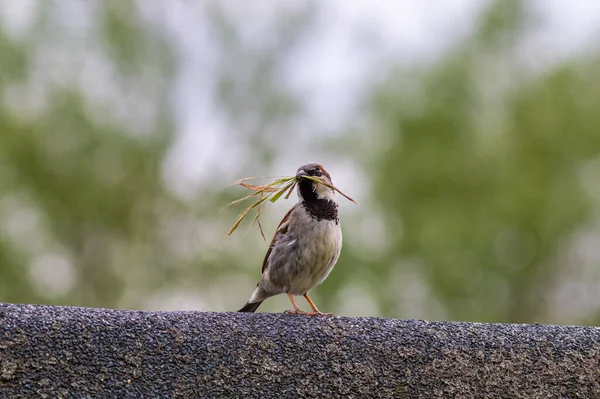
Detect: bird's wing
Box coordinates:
(261, 205, 295, 274)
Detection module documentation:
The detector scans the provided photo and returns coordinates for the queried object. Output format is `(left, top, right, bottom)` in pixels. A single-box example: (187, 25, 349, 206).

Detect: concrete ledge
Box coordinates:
(0, 303, 599, 398)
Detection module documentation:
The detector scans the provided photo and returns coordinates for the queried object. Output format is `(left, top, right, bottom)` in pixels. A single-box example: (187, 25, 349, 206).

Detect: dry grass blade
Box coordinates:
(226, 173, 355, 238)
(249, 192, 267, 240)
(238, 183, 279, 192)
(227, 206, 252, 237)
(231, 175, 282, 184)
(269, 180, 296, 203)
(284, 181, 297, 199)
(223, 182, 281, 210)
(223, 190, 263, 209)
(226, 198, 263, 236)
(226, 177, 292, 237)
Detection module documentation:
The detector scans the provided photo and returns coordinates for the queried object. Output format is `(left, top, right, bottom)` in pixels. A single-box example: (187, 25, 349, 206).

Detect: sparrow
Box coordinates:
(238, 163, 342, 316)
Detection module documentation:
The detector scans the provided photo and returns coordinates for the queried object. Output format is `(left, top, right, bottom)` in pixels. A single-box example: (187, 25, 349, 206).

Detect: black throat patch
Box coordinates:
(298, 178, 338, 222)
(302, 199, 338, 222)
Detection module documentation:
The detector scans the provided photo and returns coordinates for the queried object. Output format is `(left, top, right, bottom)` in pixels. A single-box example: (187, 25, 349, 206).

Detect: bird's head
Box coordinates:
(295, 163, 335, 201)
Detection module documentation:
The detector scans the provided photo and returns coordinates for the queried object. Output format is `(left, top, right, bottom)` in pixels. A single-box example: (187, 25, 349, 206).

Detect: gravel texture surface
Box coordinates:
(1, 303, 599, 398)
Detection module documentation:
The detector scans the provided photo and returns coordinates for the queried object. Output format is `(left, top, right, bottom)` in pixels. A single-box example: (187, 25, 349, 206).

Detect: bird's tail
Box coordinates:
(238, 301, 263, 313)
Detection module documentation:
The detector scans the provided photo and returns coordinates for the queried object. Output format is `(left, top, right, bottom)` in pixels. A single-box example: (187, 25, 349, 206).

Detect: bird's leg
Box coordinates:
(303, 293, 333, 316)
(284, 293, 307, 315)
(303, 293, 321, 312)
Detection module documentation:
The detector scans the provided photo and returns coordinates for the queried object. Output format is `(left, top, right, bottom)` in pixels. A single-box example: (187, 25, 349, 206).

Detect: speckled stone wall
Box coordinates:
(1, 303, 599, 398)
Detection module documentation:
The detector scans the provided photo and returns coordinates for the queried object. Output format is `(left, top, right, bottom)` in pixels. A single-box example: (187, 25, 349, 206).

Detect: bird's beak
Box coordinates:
(295, 170, 309, 179)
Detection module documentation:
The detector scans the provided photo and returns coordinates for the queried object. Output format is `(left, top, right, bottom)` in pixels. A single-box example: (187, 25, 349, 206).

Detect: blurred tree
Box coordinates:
(351, 0, 600, 323)
(0, 0, 177, 307)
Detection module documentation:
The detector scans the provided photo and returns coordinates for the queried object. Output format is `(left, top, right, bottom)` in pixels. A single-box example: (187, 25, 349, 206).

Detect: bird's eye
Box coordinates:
(313, 169, 322, 177)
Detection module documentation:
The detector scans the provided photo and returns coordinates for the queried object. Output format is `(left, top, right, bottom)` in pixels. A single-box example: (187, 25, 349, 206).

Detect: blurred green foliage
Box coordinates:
(341, 1, 600, 323)
(0, 1, 599, 325)
(0, 1, 177, 307)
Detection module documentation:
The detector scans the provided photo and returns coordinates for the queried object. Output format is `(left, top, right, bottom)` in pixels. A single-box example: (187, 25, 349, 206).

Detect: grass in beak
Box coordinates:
(225, 174, 355, 238)
(301, 175, 356, 204)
